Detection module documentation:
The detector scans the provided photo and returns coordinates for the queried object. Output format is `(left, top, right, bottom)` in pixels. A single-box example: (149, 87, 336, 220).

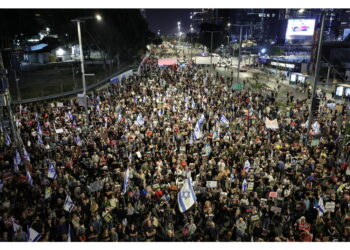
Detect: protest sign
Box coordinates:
(325, 202, 335, 212)
(206, 181, 217, 188)
(269, 192, 277, 198)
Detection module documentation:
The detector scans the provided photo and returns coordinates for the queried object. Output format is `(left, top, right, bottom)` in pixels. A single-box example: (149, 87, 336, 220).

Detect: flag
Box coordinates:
(5, 133, 11, 146)
(35, 112, 39, 121)
(213, 128, 220, 140)
(48, 161, 57, 179)
(122, 168, 130, 194)
(242, 179, 247, 192)
(38, 134, 43, 145)
(189, 133, 193, 145)
(220, 114, 229, 127)
(243, 160, 251, 172)
(37, 123, 43, 136)
(12, 218, 21, 233)
(194, 122, 202, 140)
(13, 157, 19, 173)
(312, 121, 320, 134)
(15, 150, 22, 166)
(104, 117, 108, 128)
(173, 105, 177, 113)
(64, 195, 75, 213)
(198, 114, 205, 125)
(26, 170, 33, 187)
(191, 99, 196, 109)
(75, 135, 82, 146)
(135, 114, 144, 126)
(178, 178, 196, 213)
(28, 227, 41, 242)
(230, 172, 235, 183)
(315, 197, 327, 217)
(185, 102, 188, 111)
(249, 107, 254, 116)
(23, 148, 30, 162)
(158, 109, 164, 117)
(117, 113, 122, 122)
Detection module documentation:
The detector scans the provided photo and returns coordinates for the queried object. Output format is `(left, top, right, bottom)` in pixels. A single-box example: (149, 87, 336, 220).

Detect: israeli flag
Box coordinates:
(26, 170, 33, 187)
(12, 218, 20, 233)
(315, 197, 327, 217)
(117, 113, 122, 122)
(249, 107, 254, 116)
(122, 168, 130, 194)
(16, 150, 22, 166)
(173, 105, 177, 113)
(243, 160, 251, 172)
(158, 109, 164, 117)
(312, 121, 320, 134)
(64, 195, 75, 213)
(38, 134, 43, 145)
(194, 122, 202, 140)
(75, 135, 82, 146)
(135, 114, 144, 126)
(198, 114, 206, 125)
(189, 133, 193, 145)
(23, 148, 30, 162)
(242, 178, 247, 192)
(37, 123, 43, 136)
(191, 99, 196, 109)
(230, 172, 235, 183)
(68, 110, 74, 119)
(178, 178, 197, 213)
(220, 114, 229, 127)
(28, 227, 41, 242)
(48, 161, 57, 179)
(5, 133, 11, 146)
(185, 102, 188, 111)
(13, 157, 19, 173)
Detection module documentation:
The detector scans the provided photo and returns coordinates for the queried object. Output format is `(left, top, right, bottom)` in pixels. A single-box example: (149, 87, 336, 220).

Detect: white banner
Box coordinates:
(265, 118, 279, 130)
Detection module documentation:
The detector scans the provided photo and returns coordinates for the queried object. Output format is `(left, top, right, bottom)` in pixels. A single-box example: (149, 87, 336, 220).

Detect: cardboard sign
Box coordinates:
(269, 192, 278, 198)
(325, 202, 335, 212)
(311, 139, 320, 147)
(251, 214, 260, 221)
(55, 128, 64, 134)
(206, 181, 217, 188)
(56, 102, 64, 108)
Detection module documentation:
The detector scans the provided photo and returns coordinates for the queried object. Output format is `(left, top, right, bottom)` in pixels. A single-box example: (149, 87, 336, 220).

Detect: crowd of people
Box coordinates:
(0, 54, 350, 242)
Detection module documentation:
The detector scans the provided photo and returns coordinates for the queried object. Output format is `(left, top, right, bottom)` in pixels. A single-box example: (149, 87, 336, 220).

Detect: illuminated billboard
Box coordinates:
(285, 19, 316, 39)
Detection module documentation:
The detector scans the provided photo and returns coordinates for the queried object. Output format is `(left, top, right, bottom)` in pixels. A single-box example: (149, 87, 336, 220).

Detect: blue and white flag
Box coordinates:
(38, 134, 43, 145)
(158, 109, 164, 117)
(15, 150, 21, 166)
(13, 157, 19, 173)
(28, 227, 41, 242)
(122, 168, 130, 194)
(23, 148, 30, 162)
(243, 160, 251, 172)
(194, 122, 202, 140)
(185, 102, 188, 111)
(242, 178, 247, 192)
(173, 105, 177, 113)
(64, 195, 75, 213)
(117, 113, 123, 122)
(48, 161, 57, 179)
(220, 114, 229, 127)
(178, 178, 197, 213)
(5, 133, 11, 146)
(312, 121, 320, 134)
(249, 107, 254, 116)
(191, 99, 196, 109)
(230, 172, 235, 183)
(198, 114, 205, 125)
(315, 197, 326, 217)
(12, 218, 20, 233)
(26, 170, 33, 187)
(135, 114, 144, 126)
(75, 135, 82, 146)
(37, 123, 43, 137)
(189, 133, 193, 145)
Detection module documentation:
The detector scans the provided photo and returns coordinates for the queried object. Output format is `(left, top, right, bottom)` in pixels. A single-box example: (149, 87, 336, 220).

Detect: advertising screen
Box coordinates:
(285, 19, 316, 39)
(336, 86, 344, 96)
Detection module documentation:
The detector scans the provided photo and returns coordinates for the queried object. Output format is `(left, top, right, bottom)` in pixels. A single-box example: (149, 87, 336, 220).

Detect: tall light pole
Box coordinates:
(190, 27, 194, 60)
(306, 11, 325, 145)
(204, 31, 220, 65)
(72, 14, 102, 125)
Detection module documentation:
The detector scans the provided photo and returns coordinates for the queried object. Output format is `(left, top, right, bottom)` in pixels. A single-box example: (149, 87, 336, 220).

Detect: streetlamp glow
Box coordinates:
(227, 23, 231, 27)
(177, 21, 181, 26)
(96, 14, 102, 21)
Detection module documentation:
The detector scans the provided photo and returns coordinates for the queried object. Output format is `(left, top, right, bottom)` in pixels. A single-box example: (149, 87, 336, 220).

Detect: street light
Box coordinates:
(190, 27, 194, 59)
(71, 14, 102, 125)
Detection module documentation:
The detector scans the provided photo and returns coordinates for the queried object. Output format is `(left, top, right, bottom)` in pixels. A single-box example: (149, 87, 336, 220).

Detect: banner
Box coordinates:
(206, 181, 217, 188)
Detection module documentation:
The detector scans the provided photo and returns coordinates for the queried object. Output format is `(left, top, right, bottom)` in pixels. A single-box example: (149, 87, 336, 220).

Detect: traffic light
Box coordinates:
(311, 97, 321, 116)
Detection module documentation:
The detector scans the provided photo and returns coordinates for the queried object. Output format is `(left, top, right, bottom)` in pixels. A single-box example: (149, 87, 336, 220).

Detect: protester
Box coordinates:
(0, 53, 349, 242)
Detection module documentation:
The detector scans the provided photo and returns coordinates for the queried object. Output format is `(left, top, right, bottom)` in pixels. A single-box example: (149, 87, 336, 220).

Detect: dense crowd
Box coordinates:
(0, 54, 350, 242)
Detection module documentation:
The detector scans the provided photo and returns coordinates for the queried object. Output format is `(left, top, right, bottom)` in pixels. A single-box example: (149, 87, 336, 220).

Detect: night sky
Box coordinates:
(145, 9, 192, 35)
